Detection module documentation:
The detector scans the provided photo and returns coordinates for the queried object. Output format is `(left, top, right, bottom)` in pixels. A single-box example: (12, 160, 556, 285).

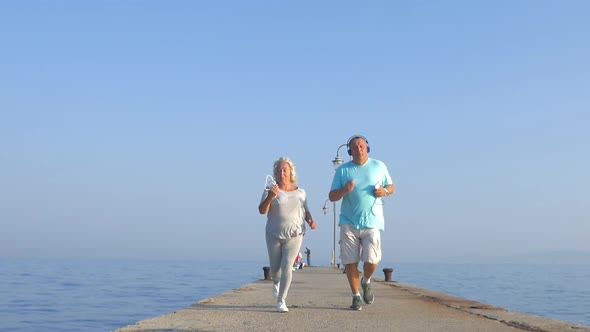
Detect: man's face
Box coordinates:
(349, 137, 369, 160)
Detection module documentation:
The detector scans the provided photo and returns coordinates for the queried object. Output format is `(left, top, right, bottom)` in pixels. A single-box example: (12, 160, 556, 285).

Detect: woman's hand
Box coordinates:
(269, 184, 280, 198)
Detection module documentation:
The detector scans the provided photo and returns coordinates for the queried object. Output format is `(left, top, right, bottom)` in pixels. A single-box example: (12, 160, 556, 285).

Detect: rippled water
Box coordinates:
(0, 259, 588, 331)
(0, 259, 264, 332)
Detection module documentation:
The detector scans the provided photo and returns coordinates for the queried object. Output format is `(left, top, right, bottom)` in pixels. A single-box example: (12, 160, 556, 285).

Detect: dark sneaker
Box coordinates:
(350, 295, 362, 310)
(362, 281, 374, 304)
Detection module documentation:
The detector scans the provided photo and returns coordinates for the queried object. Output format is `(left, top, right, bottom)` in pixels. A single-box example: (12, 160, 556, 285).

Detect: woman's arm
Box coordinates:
(258, 185, 279, 214)
(305, 210, 317, 229)
(302, 197, 317, 229)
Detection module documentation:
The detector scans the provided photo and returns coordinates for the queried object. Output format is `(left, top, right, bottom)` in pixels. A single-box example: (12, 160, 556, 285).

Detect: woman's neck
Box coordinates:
(278, 183, 294, 191)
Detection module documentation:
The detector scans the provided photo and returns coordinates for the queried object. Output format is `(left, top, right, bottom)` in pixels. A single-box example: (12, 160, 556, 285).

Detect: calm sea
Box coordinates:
(0, 259, 588, 331)
(385, 261, 590, 328)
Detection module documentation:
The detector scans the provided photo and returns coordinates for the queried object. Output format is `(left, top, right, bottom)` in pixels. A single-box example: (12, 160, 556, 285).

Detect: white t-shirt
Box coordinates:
(261, 187, 310, 239)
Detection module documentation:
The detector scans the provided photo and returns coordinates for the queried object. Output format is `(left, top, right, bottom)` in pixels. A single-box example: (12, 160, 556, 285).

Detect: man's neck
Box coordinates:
(353, 156, 368, 165)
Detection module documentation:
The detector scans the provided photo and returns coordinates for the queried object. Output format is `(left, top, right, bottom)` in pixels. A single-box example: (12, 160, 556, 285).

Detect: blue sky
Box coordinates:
(1, 1, 588, 264)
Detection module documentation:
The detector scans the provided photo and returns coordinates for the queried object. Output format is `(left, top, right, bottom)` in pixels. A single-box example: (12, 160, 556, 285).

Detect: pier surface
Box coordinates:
(116, 266, 588, 332)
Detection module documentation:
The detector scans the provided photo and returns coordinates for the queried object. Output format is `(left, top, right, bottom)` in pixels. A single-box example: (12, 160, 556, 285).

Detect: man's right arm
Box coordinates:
(329, 180, 354, 202)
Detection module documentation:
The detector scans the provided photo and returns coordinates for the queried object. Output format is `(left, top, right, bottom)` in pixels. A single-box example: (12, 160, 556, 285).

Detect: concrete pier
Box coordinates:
(116, 266, 589, 332)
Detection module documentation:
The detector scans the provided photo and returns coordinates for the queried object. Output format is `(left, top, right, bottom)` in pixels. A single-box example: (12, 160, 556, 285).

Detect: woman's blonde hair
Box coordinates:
(273, 157, 297, 184)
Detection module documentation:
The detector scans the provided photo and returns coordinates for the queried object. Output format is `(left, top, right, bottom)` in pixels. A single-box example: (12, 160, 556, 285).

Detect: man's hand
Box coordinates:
(344, 180, 355, 193)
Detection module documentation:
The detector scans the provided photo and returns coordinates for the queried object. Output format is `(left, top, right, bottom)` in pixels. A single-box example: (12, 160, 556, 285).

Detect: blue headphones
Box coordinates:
(347, 135, 370, 155)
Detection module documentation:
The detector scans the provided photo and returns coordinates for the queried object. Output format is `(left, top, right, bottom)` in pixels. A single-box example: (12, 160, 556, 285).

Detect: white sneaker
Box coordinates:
(277, 301, 289, 313)
(272, 282, 279, 298)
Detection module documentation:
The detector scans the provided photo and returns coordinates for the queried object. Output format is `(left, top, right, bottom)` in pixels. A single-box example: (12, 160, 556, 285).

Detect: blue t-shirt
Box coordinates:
(330, 158, 392, 231)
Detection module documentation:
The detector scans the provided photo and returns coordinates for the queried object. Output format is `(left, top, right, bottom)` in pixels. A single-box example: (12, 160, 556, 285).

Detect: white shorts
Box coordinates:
(339, 224, 382, 265)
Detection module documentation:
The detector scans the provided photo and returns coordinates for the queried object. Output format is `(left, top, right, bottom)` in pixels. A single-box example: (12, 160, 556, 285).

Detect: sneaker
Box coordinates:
(272, 282, 279, 298)
(277, 301, 289, 313)
(362, 281, 374, 304)
(350, 295, 362, 310)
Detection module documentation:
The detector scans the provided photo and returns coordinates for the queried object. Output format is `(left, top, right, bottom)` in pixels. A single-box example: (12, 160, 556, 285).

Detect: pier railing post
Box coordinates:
(383, 267, 394, 281)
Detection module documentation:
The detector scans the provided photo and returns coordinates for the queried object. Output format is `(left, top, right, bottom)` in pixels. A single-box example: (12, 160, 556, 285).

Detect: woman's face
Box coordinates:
(276, 162, 291, 184)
